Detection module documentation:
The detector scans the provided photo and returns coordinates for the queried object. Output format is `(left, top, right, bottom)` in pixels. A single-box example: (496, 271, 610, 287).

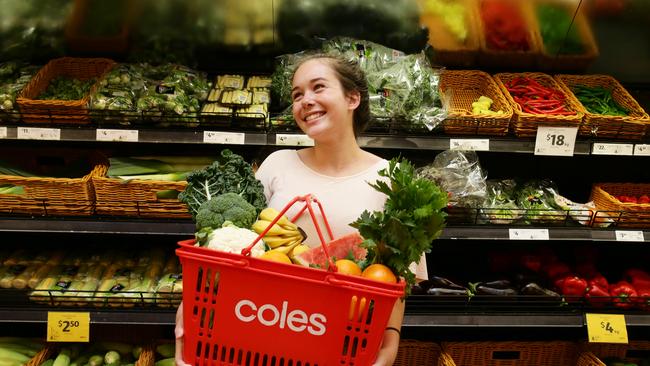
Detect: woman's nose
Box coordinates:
(301, 91, 315, 107)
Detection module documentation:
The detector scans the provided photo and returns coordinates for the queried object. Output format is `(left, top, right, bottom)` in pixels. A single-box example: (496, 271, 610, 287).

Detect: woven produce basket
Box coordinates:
(25, 346, 56, 366)
(395, 340, 443, 366)
(476, 0, 541, 69)
(92, 159, 191, 219)
(27, 344, 154, 366)
(420, 0, 480, 67)
(17, 57, 115, 124)
(442, 341, 601, 366)
(532, 1, 599, 72)
(589, 341, 650, 366)
(440, 70, 513, 136)
(555, 74, 650, 140)
(590, 183, 650, 228)
(0, 151, 103, 216)
(495, 72, 584, 137)
(65, 0, 131, 54)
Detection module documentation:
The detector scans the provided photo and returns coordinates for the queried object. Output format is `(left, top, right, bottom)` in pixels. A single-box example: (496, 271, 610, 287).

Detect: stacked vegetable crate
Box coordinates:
(588, 341, 650, 366)
(555, 74, 650, 140)
(394, 340, 450, 366)
(591, 183, 650, 228)
(439, 70, 513, 135)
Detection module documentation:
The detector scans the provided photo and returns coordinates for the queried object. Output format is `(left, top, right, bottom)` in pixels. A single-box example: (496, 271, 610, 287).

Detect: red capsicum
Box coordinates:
(587, 273, 609, 289)
(545, 262, 571, 280)
(609, 281, 637, 309)
(624, 268, 650, 289)
(635, 286, 650, 311)
(561, 276, 588, 301)
(521, 254, 542, 273)
(585, 284, 610, 308)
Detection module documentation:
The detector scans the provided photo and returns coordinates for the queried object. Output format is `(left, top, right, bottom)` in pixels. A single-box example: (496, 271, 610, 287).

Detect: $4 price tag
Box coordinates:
(534, 126, 578, 156)
(47, 312, 90, 342)
(586, 313, 628, 344)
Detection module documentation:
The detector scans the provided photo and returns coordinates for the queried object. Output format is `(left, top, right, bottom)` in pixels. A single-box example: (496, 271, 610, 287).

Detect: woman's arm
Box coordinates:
(372, 297, 405, 366)
(175, 303, 191, 366)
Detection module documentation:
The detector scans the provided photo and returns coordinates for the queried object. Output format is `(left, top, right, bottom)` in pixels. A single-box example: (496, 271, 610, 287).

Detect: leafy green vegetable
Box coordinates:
(178, 149, 266, 218)
(37, 76, 95, 101)
(196, 192, 257, 230)
(537, 3, 584, 55)
(351, 158, 447, 292)
(515, 180, 567, 223)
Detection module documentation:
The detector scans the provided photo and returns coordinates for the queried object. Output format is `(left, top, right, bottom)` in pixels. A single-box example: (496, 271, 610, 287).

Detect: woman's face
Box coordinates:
(291, 59, 359, 142)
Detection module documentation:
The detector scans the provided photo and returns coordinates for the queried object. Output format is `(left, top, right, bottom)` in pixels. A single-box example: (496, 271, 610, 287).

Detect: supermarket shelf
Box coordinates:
(0, 308, 176, 326)
(0, 218, 648, 241)
(0, 308, 647, 328)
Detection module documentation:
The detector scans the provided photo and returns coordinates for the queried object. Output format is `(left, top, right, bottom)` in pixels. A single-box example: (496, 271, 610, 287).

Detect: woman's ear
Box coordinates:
(347, 90, 361, 110)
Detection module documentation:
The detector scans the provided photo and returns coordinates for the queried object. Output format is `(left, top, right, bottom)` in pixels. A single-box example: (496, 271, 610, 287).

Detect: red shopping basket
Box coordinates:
(176, 194, 405, 366)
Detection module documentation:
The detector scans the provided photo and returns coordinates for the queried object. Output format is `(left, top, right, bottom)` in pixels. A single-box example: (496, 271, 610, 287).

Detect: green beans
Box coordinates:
(573, 85, 628, 116)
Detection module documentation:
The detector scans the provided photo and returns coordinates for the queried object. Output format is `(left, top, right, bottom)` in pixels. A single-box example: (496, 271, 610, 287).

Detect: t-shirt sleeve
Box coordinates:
(255, 150, 285, 203)
(409, 253, 429, 282)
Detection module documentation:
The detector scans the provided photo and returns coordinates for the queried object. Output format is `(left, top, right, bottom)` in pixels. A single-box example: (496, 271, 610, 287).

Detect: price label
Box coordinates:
(17, 127, 60, 141)
(592, 143, 634, 156)
(203, 131, 245, 145)
(449, 139, 490, 151)
(509, 228, 550, 240)
(615, 230, 645, 242)
(586, 313, 628, 344)
(96, 129, 138, 142)
(47, 312, 90, 342)
(276, 134, 314, 146)
(634, 144, 650, 156)
(534, 126, 578, 156)
(0, 127, 7, 139)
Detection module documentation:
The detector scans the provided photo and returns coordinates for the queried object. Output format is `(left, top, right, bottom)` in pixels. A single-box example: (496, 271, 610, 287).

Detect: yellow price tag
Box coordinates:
(47, 312, 90, 342)
(586, 313, 628, 344)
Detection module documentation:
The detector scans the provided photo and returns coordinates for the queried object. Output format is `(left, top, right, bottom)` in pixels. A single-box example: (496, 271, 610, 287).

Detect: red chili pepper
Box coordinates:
(561, 276, 588, 301)
(609, 281, 638, 309)
(586, 284, 610, 308)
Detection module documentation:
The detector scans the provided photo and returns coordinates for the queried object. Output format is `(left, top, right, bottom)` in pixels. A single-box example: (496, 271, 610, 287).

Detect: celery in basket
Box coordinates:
(108, 156, 214, 181)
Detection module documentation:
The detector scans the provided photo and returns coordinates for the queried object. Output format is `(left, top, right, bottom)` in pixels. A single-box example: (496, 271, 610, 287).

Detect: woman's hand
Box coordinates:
(175, 303, 191, 366)
(372, 298, 404, 366)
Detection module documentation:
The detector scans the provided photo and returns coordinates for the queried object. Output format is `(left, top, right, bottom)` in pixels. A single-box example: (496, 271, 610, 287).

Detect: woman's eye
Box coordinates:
(314, 84, 324, 91)
(292, 93, 302, 101)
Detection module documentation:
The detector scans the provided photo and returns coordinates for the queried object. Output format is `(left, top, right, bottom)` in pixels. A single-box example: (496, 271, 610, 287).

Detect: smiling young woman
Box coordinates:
(175, 54, 428, 366)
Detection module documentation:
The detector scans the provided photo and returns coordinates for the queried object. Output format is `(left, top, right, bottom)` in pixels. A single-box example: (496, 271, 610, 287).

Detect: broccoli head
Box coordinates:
(195, 192, 257, 230)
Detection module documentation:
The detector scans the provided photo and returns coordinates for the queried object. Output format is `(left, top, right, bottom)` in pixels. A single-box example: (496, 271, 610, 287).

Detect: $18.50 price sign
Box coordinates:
(47, 312, 90, 342)
(534, 126, 578, 156)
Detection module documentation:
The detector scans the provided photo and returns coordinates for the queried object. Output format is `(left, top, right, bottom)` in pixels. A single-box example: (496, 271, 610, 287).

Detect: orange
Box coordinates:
(259, 251, 292, 265)
(335, 259, 362, 276)
(361, 264, 397, 283)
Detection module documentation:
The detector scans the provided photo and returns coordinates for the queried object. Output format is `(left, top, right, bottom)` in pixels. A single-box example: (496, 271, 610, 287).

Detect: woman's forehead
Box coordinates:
(293, 59, 336, 84)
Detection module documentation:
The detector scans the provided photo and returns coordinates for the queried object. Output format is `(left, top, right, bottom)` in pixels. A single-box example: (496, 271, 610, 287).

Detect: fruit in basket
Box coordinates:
(252, 210, 305, 257)
(335, 259, 362, 276)
(259, 251, 292, 264)
(362, 264, 397, 283)
(294, 233, 366, 269)
(259, 207, 297, 230)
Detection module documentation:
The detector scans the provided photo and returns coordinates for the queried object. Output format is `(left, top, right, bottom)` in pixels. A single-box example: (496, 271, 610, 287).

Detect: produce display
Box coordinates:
(40, 342, 148, 366)
(421, 0, 469, 42)
(471, 96, 505, 115)
(572, 85, 629, 116)
(480, 0, 531, 51)
(0, 337, 43, 366)
(505, 76, 576, 115)
(537, 3, 585, 55)
(36, 76, 95, 101)
(201, 74, 270, 126)
(0, 62, 39, 116)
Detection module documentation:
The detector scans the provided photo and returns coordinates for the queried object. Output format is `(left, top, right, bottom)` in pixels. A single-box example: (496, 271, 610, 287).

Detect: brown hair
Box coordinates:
(292, 53, 371, 137)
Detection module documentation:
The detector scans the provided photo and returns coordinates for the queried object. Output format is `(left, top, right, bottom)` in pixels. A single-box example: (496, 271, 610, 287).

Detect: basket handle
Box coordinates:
(241, 194, 337, 272)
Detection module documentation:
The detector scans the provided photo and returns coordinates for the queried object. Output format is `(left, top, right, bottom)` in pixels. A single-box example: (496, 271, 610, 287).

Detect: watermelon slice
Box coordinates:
(295, 232, 367, 269)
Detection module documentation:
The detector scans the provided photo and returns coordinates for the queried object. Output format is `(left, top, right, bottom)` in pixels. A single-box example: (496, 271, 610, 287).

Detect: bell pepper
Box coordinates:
(588, 273, 609, 290)
(545, 262, 571, 280)
(585, 284, 610, 308)
(609, 281, 637, 309)
(635, 286, 650, 310)
(624, 268, 650, 289)
(521, 254, 542, 273)
(561, 276, 588, 301)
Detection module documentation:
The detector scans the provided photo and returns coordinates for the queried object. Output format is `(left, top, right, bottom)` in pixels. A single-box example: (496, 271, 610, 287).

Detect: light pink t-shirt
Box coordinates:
(255, 149, 428, 280)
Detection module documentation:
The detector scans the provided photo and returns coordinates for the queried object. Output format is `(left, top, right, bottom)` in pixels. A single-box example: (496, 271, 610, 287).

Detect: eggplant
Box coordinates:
(426, 287, 469, 296)
(471, 283, 518, 296)
(424, 276, 466, 290)
(520, 283, 561, 298)
(481, 279, 513, 289)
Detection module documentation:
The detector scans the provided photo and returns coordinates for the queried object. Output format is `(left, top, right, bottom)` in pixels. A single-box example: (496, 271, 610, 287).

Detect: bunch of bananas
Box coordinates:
(253, 208, 309, 262)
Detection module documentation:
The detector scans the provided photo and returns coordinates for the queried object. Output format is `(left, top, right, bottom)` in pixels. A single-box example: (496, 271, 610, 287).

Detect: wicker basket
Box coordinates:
(442, 341, 590, 366)
(494, 72, 584, 137)
(555, 74, 650, 140)
(16, 57, 115, 124)
(92, 159, 191, 219)
(420, 0, 480, 67)
(0, 151, 103, 217)
(65, 0, 131, 54)
(394, 340, 442, 366)
(533, 1, 599, 72)
(476, 0, 541, 69)
(590, 183, 650, 228)
(25, 346, 56, 366)
(135, 345, 156, 366)
(589, 341, 650, 365)
(440, 70, 513, 136)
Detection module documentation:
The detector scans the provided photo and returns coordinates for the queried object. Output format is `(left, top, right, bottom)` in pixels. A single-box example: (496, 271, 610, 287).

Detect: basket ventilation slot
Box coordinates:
(194, 341, 317, 365)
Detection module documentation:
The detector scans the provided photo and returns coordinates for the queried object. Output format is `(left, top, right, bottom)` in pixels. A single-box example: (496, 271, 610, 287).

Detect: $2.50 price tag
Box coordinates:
(586, 313, 628, 344)
(47, 312, 90, 342)
(534, 126, 578, 156)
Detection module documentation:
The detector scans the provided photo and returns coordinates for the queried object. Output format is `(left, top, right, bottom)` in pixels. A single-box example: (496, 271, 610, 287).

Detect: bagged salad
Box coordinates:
(480, 179, 522, 224)
(0, 62, 39, 120)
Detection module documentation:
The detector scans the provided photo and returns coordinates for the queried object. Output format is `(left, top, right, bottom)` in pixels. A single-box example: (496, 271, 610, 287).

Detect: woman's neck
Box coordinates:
(300, 135, 372, 177)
